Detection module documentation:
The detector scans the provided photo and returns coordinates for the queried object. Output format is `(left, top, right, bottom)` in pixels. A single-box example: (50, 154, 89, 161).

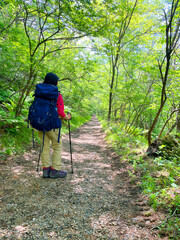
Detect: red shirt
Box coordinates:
(56, 94, 66, 118)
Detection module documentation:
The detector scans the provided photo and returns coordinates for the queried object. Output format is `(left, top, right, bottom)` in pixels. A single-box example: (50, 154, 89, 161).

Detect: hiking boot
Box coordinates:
(49, 168, 67, 178)
(43, 167, 51, 178)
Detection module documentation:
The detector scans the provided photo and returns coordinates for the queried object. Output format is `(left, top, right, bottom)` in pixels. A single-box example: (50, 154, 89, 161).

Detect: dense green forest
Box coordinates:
(0, 0, 180, 238)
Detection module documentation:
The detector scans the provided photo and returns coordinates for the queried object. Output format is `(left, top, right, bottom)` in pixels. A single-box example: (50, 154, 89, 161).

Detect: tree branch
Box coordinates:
(159, 108, 180, 138)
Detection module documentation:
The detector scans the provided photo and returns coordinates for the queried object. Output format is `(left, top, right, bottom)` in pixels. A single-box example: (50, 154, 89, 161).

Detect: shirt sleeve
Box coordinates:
(56, 93, 66, 118)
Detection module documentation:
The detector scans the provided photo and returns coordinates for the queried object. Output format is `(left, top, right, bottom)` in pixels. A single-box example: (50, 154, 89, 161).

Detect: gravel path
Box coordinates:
(0, 116, 168, 240)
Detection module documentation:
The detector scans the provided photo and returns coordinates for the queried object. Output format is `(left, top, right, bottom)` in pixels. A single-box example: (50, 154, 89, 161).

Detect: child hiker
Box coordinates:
(38, 72, 71, 178)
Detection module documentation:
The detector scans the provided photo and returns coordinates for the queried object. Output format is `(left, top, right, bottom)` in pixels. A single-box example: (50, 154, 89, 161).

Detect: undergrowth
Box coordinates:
(0, 102, 91, 162)
(99, 117, 180, 240)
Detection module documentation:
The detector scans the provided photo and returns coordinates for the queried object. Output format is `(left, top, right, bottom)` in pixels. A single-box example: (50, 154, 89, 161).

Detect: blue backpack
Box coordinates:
(28, 83, 62, 143)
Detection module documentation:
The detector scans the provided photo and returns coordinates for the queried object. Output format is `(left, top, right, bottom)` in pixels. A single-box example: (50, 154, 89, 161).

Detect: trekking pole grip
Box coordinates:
(67, 111, 72, 120)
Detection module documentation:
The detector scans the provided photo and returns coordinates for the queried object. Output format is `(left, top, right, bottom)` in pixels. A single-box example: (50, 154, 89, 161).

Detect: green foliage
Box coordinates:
(99, 117, 146, 155)
(0, 91, 31, 158)
(158, 216, 180, 240)
(0, 126, 32, 157)
(98, 116, 180, 239)
(134, 156, 180, 239)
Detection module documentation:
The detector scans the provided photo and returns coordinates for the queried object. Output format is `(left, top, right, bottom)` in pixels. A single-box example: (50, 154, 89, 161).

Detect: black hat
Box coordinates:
(44, 72, 59, 86)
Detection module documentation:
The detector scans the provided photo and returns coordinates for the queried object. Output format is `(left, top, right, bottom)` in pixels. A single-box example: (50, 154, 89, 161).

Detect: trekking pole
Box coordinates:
(36, 151, 41, 172)
(36, 132, 45, 172)
(67, 112, 73, 174)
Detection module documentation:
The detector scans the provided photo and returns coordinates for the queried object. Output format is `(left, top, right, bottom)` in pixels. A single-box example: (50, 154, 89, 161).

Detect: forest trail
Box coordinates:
(0, 116, 168, 240)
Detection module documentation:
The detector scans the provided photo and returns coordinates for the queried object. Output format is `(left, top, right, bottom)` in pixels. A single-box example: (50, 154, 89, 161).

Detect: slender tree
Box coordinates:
(14, 0, 106, 116)
(107, 0, 138, 121)
(147, 0, 180, 146)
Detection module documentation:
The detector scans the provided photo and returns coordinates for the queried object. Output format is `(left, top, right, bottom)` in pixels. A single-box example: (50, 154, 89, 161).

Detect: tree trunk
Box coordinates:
(166, 122, 177, 135)
(108, 65, 116, 121)
(158, 108, 179, 138)
(15, 64, 34, 117)
(147, 0, 179, 146)
(176, 104, 180, 132)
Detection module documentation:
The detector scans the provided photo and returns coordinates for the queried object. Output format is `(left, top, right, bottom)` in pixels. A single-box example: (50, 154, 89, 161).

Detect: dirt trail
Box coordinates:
(0, 116, 167, 240)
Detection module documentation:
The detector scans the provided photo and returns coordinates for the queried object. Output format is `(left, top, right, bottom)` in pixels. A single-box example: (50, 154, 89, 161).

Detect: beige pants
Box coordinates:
(38, 129, 62, 170)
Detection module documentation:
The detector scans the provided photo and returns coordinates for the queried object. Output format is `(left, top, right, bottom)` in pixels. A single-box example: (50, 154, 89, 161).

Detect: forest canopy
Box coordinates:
(0, 0, 179, 145)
